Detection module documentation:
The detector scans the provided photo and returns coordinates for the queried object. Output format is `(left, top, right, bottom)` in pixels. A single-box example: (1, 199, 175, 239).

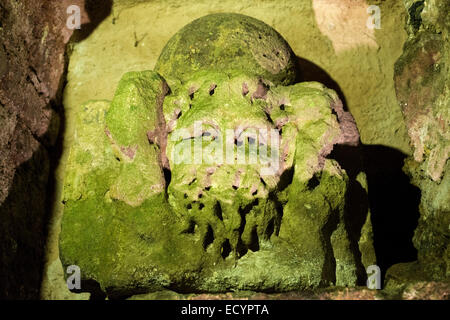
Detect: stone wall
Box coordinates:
(385, 0, 449, 292)
(0, 0, 68, 299)
(0, 0, 105, 299)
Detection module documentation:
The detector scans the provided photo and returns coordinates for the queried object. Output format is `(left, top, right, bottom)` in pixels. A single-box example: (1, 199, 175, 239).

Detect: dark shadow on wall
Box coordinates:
(0, 145, 50, 299)
(297, 55, 420, 285)
(296, 56, 349, 112)
(330, 144, 420, 286)
(362, 145, 420, 283)
(71, 0, 113, 43)
(0, 1, 113, 299)
(328, 144, 369, 286)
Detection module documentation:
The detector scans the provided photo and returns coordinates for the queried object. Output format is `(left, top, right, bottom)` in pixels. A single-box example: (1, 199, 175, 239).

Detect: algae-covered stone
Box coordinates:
(104, 71, 168, 206)
(155, 13, 299, 86)
(60, 69, 371, 296)
(60, 15, 372, 297)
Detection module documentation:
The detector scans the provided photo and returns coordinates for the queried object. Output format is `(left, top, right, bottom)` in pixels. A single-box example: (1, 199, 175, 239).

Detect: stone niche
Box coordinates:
(0, 0, 448, 300)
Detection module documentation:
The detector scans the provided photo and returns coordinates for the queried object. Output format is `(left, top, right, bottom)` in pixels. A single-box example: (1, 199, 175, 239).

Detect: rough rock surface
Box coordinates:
(60, 65, 373, 296)
(0, 0, 113, 300)
(0, 0, 72, 299)
(155, 13, 299, 86)
(59, 14, 375, 297)
(387, 0, 450, 289)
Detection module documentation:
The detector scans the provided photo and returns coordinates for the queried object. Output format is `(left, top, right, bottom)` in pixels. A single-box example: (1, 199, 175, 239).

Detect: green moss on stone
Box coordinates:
(60, 16, 373, 297)
(155, 13, 299, 86)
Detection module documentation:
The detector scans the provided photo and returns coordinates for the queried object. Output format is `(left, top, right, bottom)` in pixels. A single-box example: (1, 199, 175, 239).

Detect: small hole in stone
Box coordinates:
(232, 185, 238, 190)
(199, 203, 205, 210)
(214, 201, 223, 221)
(187, 203, 192, 210)
(265, 218, 275, 240)
(203, 224, 214, 250)
(209, 84, 217, 96)
(280, 104, 285, 110)
(236, 238, 248, 258)
(198, 193, 203, 199)
(115, 157, 121, 162)
(188, 178, 197, 186)
(307, 175, 320, 190)
(182, 220, 197, 234)
(184, 193, 188, 199)
(252, 189, 258, 196)
(221, 239, 232, 259)
(205, 186, 211, 191)
(248, 226, 260, 252)
(189, 92, 195, 100)
(163, 168, 172, 187)
(331, 107, 338, 118)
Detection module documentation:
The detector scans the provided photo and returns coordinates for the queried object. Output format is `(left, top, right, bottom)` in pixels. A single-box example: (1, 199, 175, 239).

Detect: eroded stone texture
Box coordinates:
(60, 13, 374, 297)
(155, 13, 299, 86)
(60, 70, 374, 297)
(388, 0, 450, 287)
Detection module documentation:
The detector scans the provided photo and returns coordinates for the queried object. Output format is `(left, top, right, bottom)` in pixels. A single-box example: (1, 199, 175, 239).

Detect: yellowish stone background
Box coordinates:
(41, 0, 411, 299)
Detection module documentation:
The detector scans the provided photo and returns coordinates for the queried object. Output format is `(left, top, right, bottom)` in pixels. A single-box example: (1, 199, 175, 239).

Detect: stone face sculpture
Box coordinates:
(60, 13, 374, 297)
